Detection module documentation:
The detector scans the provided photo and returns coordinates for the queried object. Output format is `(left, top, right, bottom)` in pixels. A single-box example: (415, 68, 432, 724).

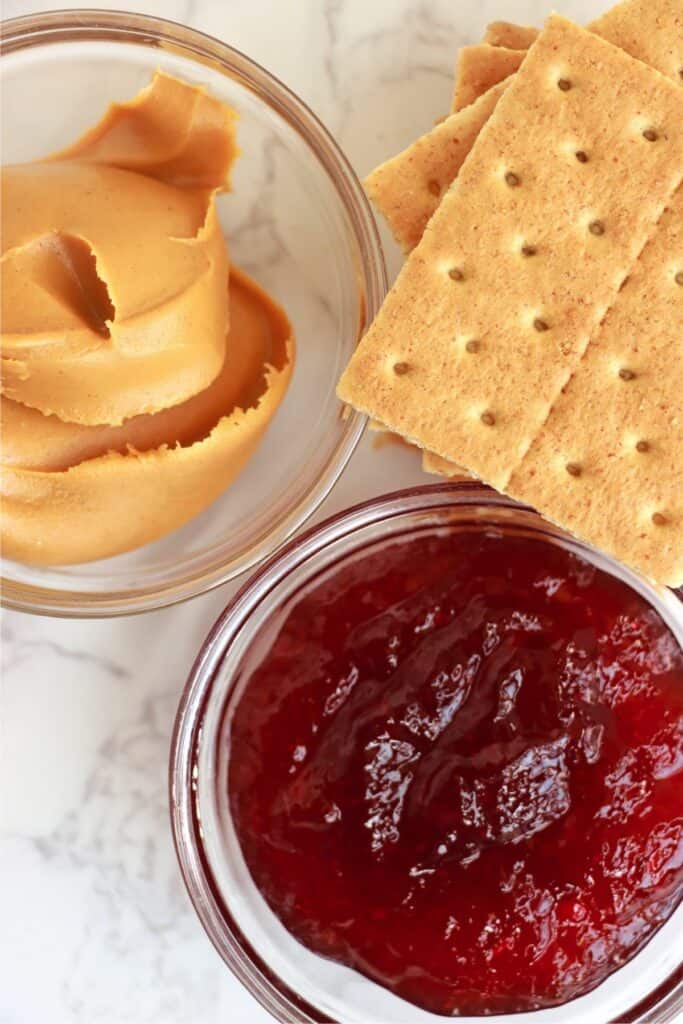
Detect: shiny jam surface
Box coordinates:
(228, 530, 683, 1015)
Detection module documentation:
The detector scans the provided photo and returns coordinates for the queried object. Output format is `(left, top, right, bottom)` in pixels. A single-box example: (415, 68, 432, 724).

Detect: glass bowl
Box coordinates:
(0, 9, 385, 617)
(170, 482, 683, 1024)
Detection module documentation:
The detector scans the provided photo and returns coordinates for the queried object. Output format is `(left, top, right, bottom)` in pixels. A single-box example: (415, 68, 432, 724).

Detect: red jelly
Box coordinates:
(228, 530, 683, 1015)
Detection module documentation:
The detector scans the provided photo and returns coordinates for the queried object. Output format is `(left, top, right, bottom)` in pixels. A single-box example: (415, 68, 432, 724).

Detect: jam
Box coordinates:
(228, 530, 683, 1015)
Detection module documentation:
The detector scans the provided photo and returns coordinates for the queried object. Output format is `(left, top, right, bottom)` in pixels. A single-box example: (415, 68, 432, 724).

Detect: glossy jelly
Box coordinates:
(228, 530, 683, 1015)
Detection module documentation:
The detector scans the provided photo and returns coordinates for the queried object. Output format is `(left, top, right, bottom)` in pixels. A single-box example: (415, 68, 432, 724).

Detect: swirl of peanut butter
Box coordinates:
(0, 73, 295, 565)
(1, 71, 238, 425)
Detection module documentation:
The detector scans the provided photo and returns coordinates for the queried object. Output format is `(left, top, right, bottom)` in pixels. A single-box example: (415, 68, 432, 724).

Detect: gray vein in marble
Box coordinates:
(1, 619, 129, 681)
(229, 135, 289, 271)
(18, 688, 217, 1023)
(322, 0, 344, 99)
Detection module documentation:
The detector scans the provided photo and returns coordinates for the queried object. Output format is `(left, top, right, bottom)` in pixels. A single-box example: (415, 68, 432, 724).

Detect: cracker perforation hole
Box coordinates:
(521, 244, 537, 257)
(427, 179, 441, 197)
(565, 462, 582, 477)
(504, 171, 520, 187)
(533, 318, 550, 333)
(652, 512, 667, 526)
(393, 361, 411, 376)
(675, 270, 683, 286)
(465, 339, 480, 353)
(448, 267, 465, 282)
(589, 220, 605, 236)
(619, 367, 636, 381)
(480, 410, 496, 426)
(642, 128, 659, 142)
(636, 440, 651, 453)
(557, 78, 572, 92)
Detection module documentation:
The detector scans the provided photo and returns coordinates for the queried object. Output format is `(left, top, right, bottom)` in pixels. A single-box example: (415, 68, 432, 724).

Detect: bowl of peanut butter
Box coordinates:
(0, 10, 386, 615)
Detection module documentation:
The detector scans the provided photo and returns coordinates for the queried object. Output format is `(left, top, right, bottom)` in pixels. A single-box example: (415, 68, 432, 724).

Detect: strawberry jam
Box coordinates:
(228, 530, 683, 1015)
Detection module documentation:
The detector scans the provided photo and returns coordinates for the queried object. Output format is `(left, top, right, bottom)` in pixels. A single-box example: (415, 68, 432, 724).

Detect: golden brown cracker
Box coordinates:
(339, 16, 683, 494)
(507, 194, 683, 586)
(452, 45, 526, 112)
(364, 81, 507, 252)
(370, 1, 679, 254)
(422, 450, 471, 479)
(483, 21, 538, 50)
(482, 1, 683, 74)
(426, 0, 683, 490)
(369, 0, 682, 254)
(590, 0, 683, 83)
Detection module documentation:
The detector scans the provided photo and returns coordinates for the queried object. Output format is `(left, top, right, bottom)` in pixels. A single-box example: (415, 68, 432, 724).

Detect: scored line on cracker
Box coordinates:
(507, 192, 683, 585)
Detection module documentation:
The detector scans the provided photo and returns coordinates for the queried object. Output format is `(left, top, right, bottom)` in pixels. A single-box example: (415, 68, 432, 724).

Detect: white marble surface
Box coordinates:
(1, 1, 602, 1022)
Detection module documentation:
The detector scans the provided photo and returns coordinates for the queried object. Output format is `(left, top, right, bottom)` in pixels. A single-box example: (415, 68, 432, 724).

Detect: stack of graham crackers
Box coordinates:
(338, 0, 683, 587)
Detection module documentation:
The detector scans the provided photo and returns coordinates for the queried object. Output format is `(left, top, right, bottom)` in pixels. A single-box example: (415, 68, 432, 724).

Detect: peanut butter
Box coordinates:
(1, 72, 294, 564)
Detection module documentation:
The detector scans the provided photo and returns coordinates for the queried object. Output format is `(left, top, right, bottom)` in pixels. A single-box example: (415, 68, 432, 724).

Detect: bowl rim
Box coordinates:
(169, 481, 683, 1024)
(0, 7, 387, 618)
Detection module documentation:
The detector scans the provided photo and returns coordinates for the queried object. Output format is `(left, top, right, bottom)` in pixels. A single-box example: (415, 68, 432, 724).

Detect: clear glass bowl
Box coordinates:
(170, 483, 683, 1024)
(0, 9, 385, 616)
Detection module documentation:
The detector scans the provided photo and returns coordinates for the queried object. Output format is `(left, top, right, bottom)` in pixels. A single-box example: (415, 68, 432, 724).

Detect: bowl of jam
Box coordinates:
(170, 483, 683, 1022)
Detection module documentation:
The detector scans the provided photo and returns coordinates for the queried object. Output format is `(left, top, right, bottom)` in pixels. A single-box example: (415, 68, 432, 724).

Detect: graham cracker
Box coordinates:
(364, 81, 508, 252)
(451, 45, 526, 112)
(482, 1, 683, 76)
(423, 450, 470, 478)
(427, 0, 683, 484)
(483, 22, 539, 50)
(369, 0, 682, 254)
(339, 16, 683, 495)
(590, 0, 683, 83)
(505, 193, 683, 586)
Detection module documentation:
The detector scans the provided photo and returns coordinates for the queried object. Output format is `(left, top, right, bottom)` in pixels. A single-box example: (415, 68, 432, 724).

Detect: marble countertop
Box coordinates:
(1, 1, 601, 1021)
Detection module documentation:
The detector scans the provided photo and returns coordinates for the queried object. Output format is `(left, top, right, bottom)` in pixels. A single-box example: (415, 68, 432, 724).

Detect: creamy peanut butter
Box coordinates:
(0, 72, 294, 565)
